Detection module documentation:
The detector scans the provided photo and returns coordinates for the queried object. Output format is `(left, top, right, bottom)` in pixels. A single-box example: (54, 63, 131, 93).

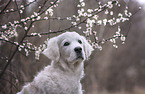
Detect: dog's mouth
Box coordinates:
(70, 55, 84, 64)
(71, 57, 84, 64)
(75, 53, 84, 60)
(76, 56, 84, 60)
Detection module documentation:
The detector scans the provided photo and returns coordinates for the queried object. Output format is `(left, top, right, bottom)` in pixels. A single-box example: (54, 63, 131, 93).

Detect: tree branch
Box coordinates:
(0, 20, 34, 79)
(1, 0, 37, 14)
(0, 0, 12, 14)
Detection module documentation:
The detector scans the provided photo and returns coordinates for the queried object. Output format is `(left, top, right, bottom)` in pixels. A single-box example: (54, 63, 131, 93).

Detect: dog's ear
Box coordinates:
(81, 36, 94, 60)
(42, 37, 60, 61)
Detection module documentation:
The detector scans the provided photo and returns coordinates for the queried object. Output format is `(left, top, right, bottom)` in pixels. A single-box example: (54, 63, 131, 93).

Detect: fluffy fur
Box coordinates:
(17, 32, 94, 94)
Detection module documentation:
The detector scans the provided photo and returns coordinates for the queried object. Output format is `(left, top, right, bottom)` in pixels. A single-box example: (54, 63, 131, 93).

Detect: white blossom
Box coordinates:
(83, 12, 87, 17)
(25, 49, 29, 56)
(32, 19, 35, 21)
(78, 26, 82, 29)
(98, 9, 102, 12)
(46, 8, 54, 16)
(76, 17, 80, 21)
(116, 18, 121, 23)
(14, 21, 19, 24)
(14, 42, 19, 45)
(35, 50, 40, 60)
(10, 9, 14, 11)
(79, 0, 84, 2)
(86, 24, 89, 27)
(107, 1, 113, 8)
(103, 19, 107, 26)
(87, 14, 92, 17)
(32, 25, 35, 28)
(67, 17, 72, 20)
(95, 36, 98, 40)
(6, 10, 9, 12)
(110, 11, 113, 15)
(105, 9, 109, 14)
(97, 20, 102, 25)
(98, 45, 102, 51)
(2, 24, 7, 29)
(87, 19, 95, 27)
(34, 12, 38, 16)
(71, 22, 77, 25)
(18, 46, 22, 51)
(118, 4, 121, 7)
(39, 6, 41, 9)
(93, 31, 97, 35)
(113, 44, 118, 48)
(87, 9, 93, 13)
(44, 17, 48, 20)
(38, 33, 41, 37)
(108, 19, 113, 26)
(73, 15, 76, 18)
(20, 45, 24, 48)
(93, 15, 98, 20)
(35, 40, 48, 60)
(81, 2, 85, 7)
(77, 4, 81, 7)
(20, 5, 24, 8)
(121, 36, 126, 41)
(23, 22, 27, 25)
(28, 0, 35, 3)
(118, 26, 121, 32)
(128, 12, 132, 17)
(122, 42, 125, 44)
(110, 38, 116, 43)
(108, 1, 112, 5)
(24, 27, 28, 30)
(118, 13, 122, 17)
(98, 1, 101, 5)
(26, 17, 30, 20)
(20, 10, 23, 14)
(31, 33, 37, 36)
(21, 19, 25, 22)
(14, 31, 18, 37)
(86, 28, 92, 32)
(31, 15, 35, 18)
(36, 16, 41, 20)
(80, 8, 85, 12)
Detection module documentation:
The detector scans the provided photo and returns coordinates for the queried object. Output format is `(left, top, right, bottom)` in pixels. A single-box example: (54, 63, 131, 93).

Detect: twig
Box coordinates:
(1, 0, 37, 14)
(39, 0, 58, 15)
(27, 2, 109, 37)
(97, 7, 141, 45)
(0, 78, 18, 91)
(0, 0, 12, 14)
(0, 20, 34, 79)
(0, 38, 36, 51)
(37, 0, 48, 13)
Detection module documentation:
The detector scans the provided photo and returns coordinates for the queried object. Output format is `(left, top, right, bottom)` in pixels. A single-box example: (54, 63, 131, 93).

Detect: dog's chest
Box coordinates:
(56, 75, 81, 94)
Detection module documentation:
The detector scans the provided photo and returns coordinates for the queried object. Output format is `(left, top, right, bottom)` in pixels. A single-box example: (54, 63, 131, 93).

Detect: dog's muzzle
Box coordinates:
(74, 47, 84, 60)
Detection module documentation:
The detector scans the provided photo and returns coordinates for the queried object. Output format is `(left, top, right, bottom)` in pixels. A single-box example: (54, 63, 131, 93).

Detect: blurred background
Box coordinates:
(0, 0, 145, 94)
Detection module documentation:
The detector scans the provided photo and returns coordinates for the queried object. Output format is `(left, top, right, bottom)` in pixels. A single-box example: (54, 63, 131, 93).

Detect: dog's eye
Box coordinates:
(64, 42, 70, 46)
(78, 40, 82, 44)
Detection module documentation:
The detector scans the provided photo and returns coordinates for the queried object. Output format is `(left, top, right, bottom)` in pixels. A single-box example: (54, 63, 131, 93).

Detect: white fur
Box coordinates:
(17, 32, 94, 94)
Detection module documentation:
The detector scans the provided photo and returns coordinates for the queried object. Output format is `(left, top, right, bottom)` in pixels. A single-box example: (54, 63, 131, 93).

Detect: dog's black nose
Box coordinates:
(74, 47, 82, 53)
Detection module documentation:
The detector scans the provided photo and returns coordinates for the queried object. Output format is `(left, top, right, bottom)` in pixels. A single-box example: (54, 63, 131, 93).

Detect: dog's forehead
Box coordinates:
(58, 32, 81, 41)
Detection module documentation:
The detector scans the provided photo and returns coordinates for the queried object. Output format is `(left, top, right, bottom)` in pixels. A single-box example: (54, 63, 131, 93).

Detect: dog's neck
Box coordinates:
(51, 60, 85, 80)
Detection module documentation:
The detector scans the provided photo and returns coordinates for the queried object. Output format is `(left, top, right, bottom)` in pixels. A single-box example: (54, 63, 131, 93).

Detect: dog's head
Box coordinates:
(42, 32, 94, 64)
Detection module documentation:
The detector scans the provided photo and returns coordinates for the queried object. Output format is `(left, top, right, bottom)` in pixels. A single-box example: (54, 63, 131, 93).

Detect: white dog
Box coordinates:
(17, 32, 94, 94)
